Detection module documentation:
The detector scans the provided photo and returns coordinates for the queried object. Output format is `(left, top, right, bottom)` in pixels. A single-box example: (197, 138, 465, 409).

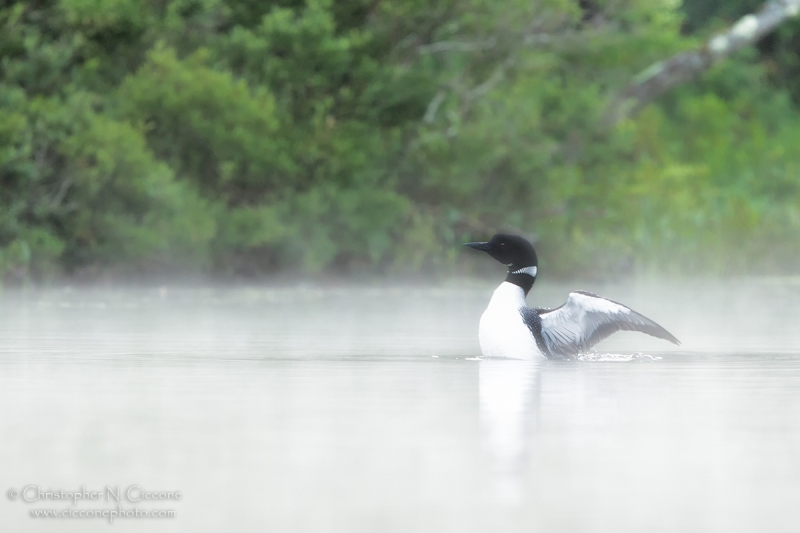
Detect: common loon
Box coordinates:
(465, 234, 680, 359)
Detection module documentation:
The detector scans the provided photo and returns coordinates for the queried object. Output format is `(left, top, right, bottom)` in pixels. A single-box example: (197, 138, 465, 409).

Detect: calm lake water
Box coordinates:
(1, 279, 799, 532)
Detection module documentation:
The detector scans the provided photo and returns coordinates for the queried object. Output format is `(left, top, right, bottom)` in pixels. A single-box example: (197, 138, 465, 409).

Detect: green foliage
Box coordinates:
(1, 0, 800, 282)
(0, 86, 214, 280)
(118, 45, 287, 197)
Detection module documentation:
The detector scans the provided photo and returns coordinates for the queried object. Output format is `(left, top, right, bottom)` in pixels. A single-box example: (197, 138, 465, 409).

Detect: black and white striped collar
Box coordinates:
(505, 265, 538, 295)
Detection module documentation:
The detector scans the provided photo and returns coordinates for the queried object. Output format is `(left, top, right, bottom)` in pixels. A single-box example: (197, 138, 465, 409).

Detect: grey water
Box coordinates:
(1, 279, 799, 532)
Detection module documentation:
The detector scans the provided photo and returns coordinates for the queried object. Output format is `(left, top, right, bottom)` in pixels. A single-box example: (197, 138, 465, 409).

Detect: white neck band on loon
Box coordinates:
(511, 266, 537, 277)
(505, 265, 537, 295)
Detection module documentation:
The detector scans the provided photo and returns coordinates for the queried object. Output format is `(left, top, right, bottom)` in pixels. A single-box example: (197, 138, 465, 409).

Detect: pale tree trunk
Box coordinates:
(604, 0, 800, 126)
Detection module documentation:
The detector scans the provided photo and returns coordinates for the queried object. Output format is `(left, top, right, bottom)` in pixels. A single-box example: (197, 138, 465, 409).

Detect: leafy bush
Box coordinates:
(1, 0, 800, 282)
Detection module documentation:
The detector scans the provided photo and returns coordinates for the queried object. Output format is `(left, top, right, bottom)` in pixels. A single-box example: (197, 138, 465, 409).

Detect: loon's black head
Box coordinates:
(464, 234, 538, 294)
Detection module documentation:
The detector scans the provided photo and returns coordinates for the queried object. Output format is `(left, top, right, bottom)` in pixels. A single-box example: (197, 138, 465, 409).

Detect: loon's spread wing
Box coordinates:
(526, 291, 680, 358)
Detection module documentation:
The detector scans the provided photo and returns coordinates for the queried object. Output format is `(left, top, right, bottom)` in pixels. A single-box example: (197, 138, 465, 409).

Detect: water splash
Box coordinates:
(575, 351, 662, 362)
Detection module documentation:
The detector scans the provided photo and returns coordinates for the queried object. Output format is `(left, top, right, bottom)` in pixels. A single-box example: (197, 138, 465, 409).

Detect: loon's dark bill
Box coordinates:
(463, 242, 493, 251)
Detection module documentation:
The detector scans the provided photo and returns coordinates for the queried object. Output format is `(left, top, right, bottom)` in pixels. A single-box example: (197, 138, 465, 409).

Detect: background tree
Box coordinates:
(1, 0, 800, 282)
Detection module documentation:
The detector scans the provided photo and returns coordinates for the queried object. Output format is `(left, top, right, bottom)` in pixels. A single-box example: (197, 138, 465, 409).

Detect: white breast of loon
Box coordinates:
(479, 282, 543, 360)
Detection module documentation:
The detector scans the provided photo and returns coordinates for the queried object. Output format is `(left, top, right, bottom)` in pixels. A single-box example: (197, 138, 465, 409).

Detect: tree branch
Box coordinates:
(604, 0, 800, 126)
(417, 39, 496, 54)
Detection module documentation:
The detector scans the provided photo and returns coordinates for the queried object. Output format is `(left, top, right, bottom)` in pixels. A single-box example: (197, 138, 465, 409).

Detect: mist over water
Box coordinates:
(1, 279, 799, 532)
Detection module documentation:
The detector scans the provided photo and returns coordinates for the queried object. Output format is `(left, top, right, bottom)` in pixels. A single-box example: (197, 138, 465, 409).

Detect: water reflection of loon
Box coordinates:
(479, 359, 540, 504)
(465, 234, 680, 360)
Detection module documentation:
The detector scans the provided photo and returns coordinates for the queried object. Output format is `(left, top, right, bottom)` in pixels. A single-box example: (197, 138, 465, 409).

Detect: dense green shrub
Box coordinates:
(0, 0, 799, 282)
